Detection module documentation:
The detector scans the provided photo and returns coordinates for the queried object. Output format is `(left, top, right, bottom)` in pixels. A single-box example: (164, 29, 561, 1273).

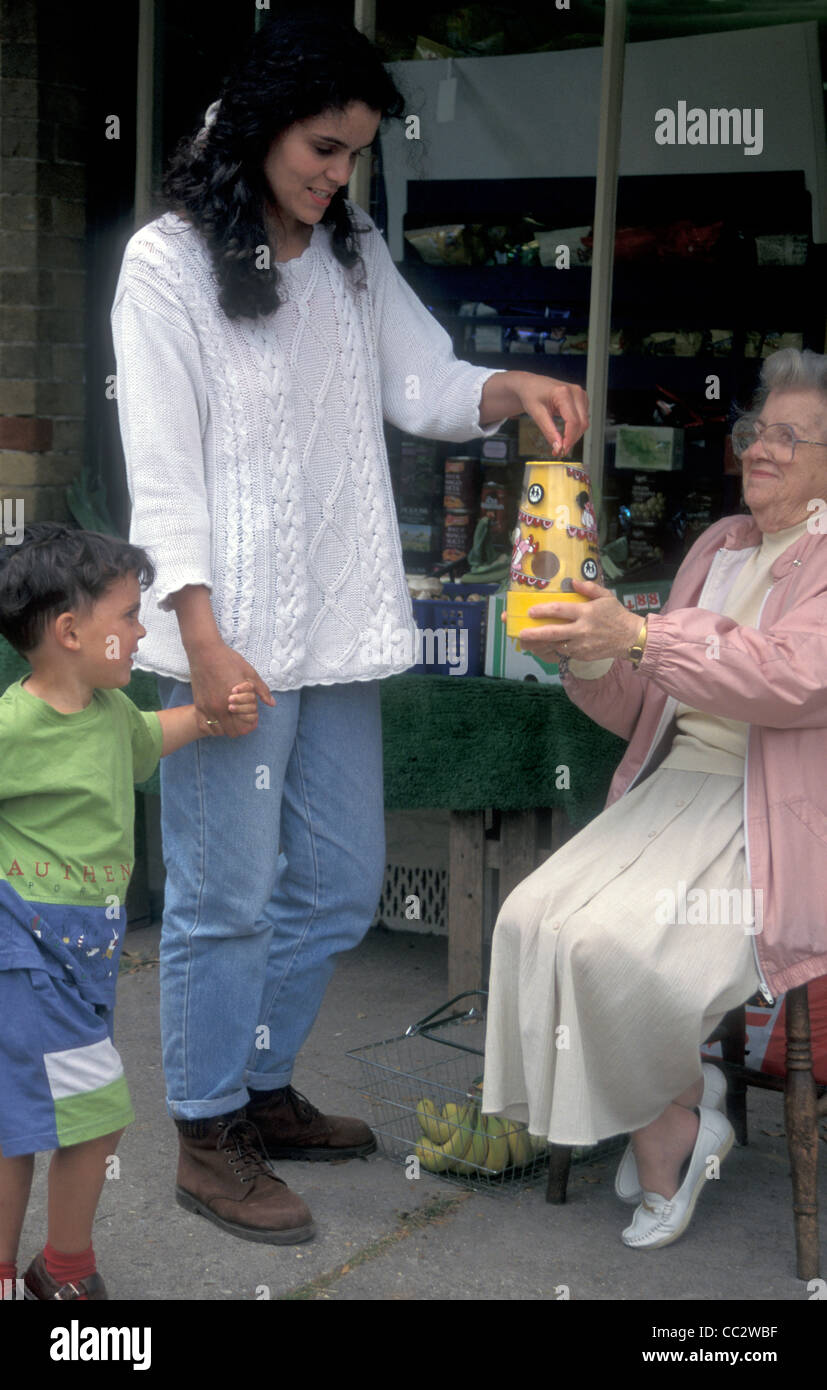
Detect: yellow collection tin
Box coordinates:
(506, 462, 601, 638)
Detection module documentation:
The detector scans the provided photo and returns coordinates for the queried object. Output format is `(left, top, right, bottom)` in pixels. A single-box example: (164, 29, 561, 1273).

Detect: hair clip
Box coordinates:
(194, 99, 221, 149)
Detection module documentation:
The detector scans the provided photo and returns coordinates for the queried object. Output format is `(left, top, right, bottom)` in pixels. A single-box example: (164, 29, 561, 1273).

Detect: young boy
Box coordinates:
(0, 523, 268, 1300)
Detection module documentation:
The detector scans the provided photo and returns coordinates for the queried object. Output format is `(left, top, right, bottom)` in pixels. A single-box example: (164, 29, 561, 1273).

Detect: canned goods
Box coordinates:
(443, 456, 479, 512)
(442, 509, 473, 564)
(479, 479, 509, 538)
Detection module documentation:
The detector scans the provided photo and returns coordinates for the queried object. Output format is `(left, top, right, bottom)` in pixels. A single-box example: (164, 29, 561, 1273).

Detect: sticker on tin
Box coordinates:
(510, 528, 538, 570)
(518, 508, 556, 530)
(576, 490, 598, 534)
(532, 550, 560, 581)
(527, 482, 544, 506)
(581, 557, 599, 581)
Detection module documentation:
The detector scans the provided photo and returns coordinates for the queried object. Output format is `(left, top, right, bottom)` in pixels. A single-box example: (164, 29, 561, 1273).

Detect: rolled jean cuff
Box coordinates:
(245, 1069, 293, 1093)
(165, 1086, 250, 1122)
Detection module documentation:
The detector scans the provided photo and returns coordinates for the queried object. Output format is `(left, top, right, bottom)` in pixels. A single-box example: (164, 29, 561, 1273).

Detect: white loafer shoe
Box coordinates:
(614, 1063, 727, 1205)
(621, 1105, 734, 1250)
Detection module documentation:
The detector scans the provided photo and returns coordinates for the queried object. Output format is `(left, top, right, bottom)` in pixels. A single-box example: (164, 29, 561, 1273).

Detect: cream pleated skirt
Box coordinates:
(481, 768, 761, 1146)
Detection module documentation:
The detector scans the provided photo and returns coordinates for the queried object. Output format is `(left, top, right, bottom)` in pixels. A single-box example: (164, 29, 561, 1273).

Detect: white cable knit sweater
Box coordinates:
(111, 207, 505, 688)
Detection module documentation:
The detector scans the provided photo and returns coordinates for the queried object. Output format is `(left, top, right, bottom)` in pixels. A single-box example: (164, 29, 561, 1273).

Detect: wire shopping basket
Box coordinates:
(347, 991, 622, 1193)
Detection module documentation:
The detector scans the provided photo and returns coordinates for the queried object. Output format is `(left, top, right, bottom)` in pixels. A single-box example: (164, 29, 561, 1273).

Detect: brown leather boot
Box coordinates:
(175, 1112, 315, 1244)
(246, 1085, 377, 1161)
(23, 1252, 108, 1300)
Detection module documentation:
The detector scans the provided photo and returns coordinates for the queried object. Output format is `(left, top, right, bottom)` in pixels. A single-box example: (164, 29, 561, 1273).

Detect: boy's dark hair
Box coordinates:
(0, 524, 155, 656)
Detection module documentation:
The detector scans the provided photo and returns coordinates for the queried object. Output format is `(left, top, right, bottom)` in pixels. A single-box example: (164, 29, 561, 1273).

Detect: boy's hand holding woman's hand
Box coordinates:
(199, 679, 263, 736)
(158, 671, 271, 756)
(167, 586, 276, 740)
(188, 642, 275, 737)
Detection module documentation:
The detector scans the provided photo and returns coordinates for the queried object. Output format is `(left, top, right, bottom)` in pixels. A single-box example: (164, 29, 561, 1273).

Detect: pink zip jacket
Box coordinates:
(561, 513, 827, 999)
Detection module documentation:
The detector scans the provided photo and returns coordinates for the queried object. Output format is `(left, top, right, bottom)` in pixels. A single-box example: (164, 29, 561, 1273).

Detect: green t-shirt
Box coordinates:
(0, 678, 163, 908)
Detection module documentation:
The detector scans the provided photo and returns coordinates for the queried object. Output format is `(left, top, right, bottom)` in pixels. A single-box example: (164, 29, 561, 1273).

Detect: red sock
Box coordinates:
(0, 1262, 17, 1300)
(43, 1241, 96, 1293)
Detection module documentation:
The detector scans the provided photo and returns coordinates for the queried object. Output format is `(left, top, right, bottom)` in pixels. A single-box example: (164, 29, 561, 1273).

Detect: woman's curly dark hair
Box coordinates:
(162, 11, 406, 320)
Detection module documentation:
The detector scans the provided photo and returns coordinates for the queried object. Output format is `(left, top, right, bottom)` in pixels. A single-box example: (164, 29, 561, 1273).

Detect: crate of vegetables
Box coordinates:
(409, 582, 498, 677)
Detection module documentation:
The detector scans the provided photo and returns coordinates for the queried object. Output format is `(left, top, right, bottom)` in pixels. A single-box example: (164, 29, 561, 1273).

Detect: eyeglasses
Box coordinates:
(732, 418, 827, 464)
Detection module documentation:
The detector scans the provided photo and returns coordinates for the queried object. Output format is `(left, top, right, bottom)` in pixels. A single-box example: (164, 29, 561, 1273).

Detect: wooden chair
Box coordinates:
(544, 983, 825, 1279)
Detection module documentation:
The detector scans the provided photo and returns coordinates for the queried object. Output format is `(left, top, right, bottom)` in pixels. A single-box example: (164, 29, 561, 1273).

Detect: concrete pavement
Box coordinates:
(18, 921, 825, 1305)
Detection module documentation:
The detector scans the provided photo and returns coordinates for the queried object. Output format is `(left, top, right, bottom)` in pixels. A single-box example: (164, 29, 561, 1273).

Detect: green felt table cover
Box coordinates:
(379, 675, 625, 825)
(0, 638, 625, 824)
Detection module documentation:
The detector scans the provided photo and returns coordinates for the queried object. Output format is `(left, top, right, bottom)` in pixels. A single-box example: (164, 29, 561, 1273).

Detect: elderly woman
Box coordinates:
(482, 346, 827, 1249)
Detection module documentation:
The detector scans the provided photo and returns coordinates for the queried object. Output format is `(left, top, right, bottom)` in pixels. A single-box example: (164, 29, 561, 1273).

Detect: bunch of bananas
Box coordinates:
(414, 1097, 546, 1176)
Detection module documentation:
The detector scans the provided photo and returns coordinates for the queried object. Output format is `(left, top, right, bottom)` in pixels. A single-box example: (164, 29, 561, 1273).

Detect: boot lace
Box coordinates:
(283, 1086, 321, 1125)
(216, 1117, 282, 1185)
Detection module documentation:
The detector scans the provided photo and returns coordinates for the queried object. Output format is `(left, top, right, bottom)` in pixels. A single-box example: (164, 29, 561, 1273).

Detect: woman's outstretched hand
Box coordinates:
(516, 578, 644, 664)
(480, 370, 589, 456)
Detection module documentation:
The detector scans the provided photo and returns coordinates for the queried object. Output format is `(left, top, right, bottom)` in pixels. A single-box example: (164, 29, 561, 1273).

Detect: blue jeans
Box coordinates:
(156, 678, 385, 1121)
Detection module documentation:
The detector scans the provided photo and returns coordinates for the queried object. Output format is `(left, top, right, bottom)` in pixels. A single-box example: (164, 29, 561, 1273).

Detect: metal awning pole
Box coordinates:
(583, 0, 627, 525)
(349, 0, 377, 212)
(134, 0, 155, 228)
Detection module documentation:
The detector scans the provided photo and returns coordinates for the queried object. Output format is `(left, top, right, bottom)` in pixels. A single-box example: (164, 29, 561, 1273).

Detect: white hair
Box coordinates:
(754, 347, 827, 417)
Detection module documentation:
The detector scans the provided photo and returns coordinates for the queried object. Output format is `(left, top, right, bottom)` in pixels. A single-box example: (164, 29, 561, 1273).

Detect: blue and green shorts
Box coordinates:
(0, 881, 134, 1157)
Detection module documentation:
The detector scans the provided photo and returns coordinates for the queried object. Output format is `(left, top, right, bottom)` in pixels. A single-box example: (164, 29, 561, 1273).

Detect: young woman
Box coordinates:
(112, 11, 588, 1245)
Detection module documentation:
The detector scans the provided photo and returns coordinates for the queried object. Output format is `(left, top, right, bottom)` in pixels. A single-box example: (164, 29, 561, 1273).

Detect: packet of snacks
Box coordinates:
(405, 225, 472, 266)
(745, 331, 804, 359)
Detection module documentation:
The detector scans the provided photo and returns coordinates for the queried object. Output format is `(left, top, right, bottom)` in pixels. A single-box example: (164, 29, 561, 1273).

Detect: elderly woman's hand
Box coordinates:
(516, 578, 644, 662)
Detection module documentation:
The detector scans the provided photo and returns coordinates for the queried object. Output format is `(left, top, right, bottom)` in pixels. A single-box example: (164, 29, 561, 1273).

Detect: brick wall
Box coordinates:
(0, 0, 87, 526)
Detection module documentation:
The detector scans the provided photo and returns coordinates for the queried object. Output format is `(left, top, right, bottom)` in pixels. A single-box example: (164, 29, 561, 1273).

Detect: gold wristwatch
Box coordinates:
(626, 618, 648, 668)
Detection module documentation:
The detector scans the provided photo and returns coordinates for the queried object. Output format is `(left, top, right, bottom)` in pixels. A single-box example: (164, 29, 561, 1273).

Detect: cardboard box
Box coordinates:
(615, 425, 684, 472)
(484, 594, 561, 684)
(397, 497, 443, 526)
(472, 323, 503, 353)
(399, 521, 439, 554)
(481, 429, 517, 463)
(399, 439, 442, 497)
(400, 520, 441, 574)
(517, 415, 559, 460)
